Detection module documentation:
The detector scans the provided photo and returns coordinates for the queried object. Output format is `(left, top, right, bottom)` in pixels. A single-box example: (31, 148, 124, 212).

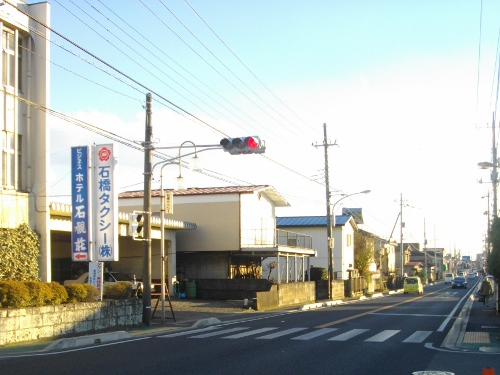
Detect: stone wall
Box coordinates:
(0, 299, 142, 346)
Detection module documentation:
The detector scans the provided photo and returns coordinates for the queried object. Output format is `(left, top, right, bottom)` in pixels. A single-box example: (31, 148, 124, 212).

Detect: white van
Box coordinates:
(444, 273, 454, 284)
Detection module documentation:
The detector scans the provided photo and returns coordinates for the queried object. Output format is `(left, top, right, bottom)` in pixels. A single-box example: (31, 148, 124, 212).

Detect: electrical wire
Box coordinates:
(183, 0, 315, 135)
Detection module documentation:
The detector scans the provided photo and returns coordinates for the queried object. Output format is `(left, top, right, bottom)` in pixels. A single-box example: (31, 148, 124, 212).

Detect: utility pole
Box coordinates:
(424, 218, 428, 283)
(313, 123, 337, 300)
(400, 193, 404, 278)
(142, 93, 153, 326)
(492, 113, 498, 218)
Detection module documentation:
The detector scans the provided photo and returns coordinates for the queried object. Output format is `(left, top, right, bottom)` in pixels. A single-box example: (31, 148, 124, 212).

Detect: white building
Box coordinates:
(276, 215, 358, 280)
(0, 1, 51, 280)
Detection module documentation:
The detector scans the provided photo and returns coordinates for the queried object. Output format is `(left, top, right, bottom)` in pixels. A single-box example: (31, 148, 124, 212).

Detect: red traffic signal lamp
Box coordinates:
(220, 136, 265, 155)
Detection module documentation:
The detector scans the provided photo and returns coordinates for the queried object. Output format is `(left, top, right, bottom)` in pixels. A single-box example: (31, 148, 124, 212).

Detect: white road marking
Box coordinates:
(328, 329, 370, 341)
(403, 331, 432, 343)
(365, 330, 400, 342)
(291, 328, 338, 340)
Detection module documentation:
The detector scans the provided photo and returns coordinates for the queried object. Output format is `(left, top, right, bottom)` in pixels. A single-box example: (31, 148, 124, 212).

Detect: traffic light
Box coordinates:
(129, 212, 144, 239)
(220, 136, 265, 155)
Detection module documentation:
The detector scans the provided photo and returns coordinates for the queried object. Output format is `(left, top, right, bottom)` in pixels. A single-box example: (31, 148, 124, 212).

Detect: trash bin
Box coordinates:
(186, 281, 197, 299)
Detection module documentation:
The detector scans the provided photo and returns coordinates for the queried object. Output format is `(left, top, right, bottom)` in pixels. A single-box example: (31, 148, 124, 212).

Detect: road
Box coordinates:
(1, 281, 498, 375)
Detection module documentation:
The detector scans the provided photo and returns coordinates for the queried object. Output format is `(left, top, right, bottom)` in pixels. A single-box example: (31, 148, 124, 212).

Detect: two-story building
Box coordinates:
(275, 214, 357, 280)
(0, 1, 51, 281)
(119, 185, 316, 293)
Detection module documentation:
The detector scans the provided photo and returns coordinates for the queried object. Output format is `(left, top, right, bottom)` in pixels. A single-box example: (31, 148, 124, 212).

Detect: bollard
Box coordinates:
(483, 368, 495, 375)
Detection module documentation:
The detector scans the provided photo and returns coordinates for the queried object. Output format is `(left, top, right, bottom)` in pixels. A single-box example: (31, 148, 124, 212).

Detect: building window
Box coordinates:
(2, 29, 15, 88)
(2, 130, 15, 187)
(17, 37, 22, 92)
(17, 134, 21, 188)
(347, 234, 352, 246)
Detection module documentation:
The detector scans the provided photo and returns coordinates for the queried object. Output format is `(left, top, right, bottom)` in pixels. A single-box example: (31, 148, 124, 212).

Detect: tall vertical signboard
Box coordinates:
(71, 146, 91, 262)
(94, 144, 119, 261)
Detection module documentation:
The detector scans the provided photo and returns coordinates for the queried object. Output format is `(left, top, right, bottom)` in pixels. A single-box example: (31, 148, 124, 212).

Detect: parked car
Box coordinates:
(451, 276, 467, 289)
(444, 273, 454, 284)
(64, 271, 137, 289)
(403, 277, 423, 294)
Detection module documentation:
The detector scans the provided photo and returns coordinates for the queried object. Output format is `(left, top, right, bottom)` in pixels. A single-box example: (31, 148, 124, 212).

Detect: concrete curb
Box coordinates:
(43, 331, 132, 351)
(441, 290, 474, 350)
(298, 292, 389, 311)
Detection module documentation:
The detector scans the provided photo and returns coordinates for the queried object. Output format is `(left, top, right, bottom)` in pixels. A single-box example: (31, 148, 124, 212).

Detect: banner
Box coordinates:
(71, 146, 91, 261)
(94, 144, 119, 261)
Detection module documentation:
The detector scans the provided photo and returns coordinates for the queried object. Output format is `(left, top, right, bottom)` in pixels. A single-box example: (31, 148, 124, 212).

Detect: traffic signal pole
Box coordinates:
(142, 93, 153, 326)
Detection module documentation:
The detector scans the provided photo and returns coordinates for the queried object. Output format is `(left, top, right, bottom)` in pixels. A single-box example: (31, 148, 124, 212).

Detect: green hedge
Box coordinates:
(0, 280, 137, 308)
(104, 281, 134, 299)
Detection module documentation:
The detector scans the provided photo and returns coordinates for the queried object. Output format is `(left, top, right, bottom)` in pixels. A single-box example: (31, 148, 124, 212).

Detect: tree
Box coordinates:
(354, 231, 373, 275)
(488, 216, 500, 281)
(0, 223, 40, 281)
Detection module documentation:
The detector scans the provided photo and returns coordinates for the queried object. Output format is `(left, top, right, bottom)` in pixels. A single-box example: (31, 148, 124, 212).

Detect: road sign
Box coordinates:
(71, 146, 91, 262)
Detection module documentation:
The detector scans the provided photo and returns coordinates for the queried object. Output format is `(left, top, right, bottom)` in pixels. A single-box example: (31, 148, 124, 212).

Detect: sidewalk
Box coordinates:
(1, 284, 499, 355)
(455, 284, 500, 353)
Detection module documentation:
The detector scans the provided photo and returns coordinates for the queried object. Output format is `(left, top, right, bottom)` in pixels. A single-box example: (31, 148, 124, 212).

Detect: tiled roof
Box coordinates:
(277, 215, 352, 227)
(119, 185, 290, 207)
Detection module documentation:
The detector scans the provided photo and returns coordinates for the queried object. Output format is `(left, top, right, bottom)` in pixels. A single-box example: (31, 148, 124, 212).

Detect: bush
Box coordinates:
(65, 284, 88, 303)
(104, 281, 133, 300)
(47, 282, 68, 305)
(0, 280, 31, 308)
(0, 223, 40, 281)
(310, 267, 328, 281)
(82, 284, 100, 302)
(25, 281, 53, 307)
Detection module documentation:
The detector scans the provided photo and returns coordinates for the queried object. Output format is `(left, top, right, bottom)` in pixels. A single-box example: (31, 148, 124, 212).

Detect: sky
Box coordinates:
(40, 0, 500, 259)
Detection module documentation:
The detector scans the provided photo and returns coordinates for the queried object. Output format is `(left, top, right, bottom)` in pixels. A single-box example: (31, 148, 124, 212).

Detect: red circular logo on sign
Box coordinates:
(98, 147, 111, 161)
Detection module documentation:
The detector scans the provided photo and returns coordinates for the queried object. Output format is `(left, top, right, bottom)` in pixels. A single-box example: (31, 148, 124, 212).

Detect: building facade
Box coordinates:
(0, 1, 51, 280)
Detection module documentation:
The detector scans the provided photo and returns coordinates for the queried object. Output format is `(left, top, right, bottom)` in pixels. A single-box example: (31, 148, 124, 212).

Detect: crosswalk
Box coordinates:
(157, 326, 433, 344)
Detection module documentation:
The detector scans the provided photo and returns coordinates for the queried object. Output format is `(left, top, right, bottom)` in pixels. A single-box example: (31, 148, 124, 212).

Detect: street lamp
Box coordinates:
(328, 189, 370, 297)
(153, 142, 210, 323)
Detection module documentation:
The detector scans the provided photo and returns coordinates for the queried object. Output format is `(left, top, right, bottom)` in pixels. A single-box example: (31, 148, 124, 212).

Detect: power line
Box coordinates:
(183, 0, 315, 135)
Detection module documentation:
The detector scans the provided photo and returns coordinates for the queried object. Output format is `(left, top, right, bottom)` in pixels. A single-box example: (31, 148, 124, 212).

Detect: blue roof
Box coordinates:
(277, 215, 351, 227)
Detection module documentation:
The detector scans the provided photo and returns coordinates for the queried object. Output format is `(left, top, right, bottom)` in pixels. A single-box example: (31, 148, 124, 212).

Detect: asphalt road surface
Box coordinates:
(1, 282, 499, 375)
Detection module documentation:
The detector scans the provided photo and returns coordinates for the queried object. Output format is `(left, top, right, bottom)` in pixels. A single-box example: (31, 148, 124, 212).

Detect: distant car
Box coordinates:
(467, 272, 476, 280)
(403, 277, 423, 294)
(444, 273, 454, 284)
(451, 276, 467, 289)
(64, 271, 137, 289)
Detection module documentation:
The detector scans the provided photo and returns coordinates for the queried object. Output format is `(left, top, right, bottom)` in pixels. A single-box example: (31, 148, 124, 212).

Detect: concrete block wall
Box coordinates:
(256, 282, 316, 311)
(0, 299, 142, 346)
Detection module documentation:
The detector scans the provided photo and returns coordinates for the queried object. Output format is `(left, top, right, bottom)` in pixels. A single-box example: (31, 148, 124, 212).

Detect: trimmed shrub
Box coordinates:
(0, 280, 31, 308)
(104, 281, 133, 300)
(82, 284, 100, 302)
(65, 284, 88, 303)
(25, 281, 53, 307)
(47, 282, 68, 305)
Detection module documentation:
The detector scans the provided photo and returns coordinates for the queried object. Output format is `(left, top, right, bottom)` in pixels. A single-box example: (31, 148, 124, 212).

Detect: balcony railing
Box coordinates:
(240, 228, 312, 250)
